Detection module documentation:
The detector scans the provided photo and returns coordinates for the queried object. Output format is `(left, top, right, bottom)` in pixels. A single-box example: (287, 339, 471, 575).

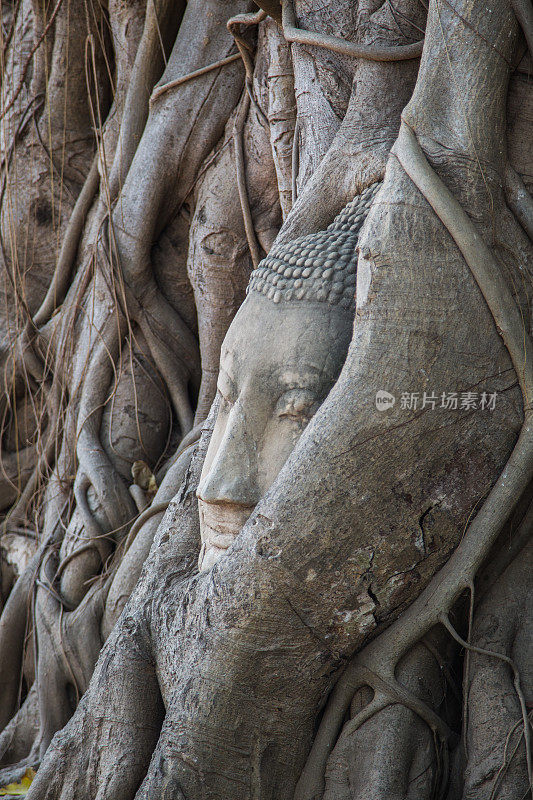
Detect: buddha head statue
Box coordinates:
(196, 182, 380, 571)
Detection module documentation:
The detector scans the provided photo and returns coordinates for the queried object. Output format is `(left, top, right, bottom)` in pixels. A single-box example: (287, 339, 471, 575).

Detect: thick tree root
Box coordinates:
(33, 155, 100, 328)
(295, 122, 533, 800)
(1, 0, 531, 795)
(323, 637, 454, 800)
(0, 553, 40, 731)
(106, 0, 185, 200)
(0, 686, 38, 771)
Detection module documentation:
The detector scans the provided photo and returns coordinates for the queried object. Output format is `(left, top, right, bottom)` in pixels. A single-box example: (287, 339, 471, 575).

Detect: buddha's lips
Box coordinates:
(198, 500, 254, 550)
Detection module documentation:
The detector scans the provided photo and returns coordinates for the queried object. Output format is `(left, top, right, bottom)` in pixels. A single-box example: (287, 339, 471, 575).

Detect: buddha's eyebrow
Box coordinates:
(278, 364, 335, 387)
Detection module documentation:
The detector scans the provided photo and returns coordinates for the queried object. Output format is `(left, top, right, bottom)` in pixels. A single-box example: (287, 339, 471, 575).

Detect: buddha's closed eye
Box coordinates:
(276, 388, 319, 423)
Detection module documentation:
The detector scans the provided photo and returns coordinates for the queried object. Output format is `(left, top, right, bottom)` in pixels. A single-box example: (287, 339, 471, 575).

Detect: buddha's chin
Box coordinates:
(197, 499, 254, 571)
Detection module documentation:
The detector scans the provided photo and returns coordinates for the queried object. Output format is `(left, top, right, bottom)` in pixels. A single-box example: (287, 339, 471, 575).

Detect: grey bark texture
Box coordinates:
(0, 0, 531, 796)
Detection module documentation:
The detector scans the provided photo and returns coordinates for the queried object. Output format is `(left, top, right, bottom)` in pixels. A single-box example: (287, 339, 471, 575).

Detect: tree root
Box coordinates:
(234, 10, 274, 260)
(294, 121, 533, 800)
(33, 155, 100, 328)
(102, 433, 199, 637)
(121, 502, 169, 554)
(395, 123, 533, 402)
(227, 9, 268, 124)
(105, 0, 250, 438)
(281, 0, 424, 62)
(292, 117, 299, 203)
(0, 521, 63, 733)
(74, 315, 137, 536)
(0, 443, 38, 513)
(462, 547, 532, 799)
(323, 638, 452, 800)
(0, 686, 39, 773)
(186, 15, 280, 420)
(234, 92, 261, 267)
(149, 53, 242, 106)
(439, 614, 532, 789)
(504, 163, 533, 242)
(185, 130, 252, 421)
(108, 0, 186, 198)
(124, 290, 198, 434)
(490, 715, 533, 800)
(0, 0, 65, 121)
(2, 411, 59, 530)
(264, 17, 296, 218)
(228, 9, 269, 268)
(0, 566, 34, 732)
(250, 0, 282, 25)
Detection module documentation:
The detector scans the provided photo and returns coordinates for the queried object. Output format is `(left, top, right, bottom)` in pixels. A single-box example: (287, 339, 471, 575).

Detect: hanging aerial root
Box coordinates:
(294, 122, 533, 800)
(227, 8, 269, 267)
(438, 614, 532, 789)
(227, 8, 268, 124)
(291, 118, 299, 204)
(233, 93, 261, 267)
(0, 0, 65, 121)
(281, 0, 424, 61)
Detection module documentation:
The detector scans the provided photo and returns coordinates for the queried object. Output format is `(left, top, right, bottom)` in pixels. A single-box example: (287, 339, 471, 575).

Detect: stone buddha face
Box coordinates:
(196, 293, 353, 571)
(195, 182, 379, 570)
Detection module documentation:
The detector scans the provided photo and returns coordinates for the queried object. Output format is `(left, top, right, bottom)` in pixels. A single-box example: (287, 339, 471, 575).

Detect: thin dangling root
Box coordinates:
(439, 613, 533, 790)
(227, 9, 268, 124)
(295, 121, 533, 800)
(489, 713, 533, 800)
(234, 92, 261, 267)
(227, 8, 268, 267)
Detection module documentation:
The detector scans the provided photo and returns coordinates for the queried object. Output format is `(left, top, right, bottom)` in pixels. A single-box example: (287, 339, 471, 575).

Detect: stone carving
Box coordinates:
(247, 181, 380, 307)
(197, 183, 381, 570)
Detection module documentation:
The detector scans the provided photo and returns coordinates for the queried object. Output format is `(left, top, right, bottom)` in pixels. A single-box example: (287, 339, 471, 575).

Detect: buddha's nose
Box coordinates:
(197, 403, 260, 508)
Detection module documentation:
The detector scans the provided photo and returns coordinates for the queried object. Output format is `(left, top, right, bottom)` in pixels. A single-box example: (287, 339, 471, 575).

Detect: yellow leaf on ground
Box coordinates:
(0, 768, 36, 795)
